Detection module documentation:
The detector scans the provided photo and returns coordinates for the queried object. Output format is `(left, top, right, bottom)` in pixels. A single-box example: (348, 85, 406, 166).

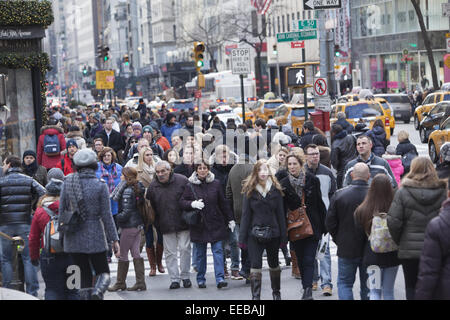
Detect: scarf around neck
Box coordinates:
(289, 170, 306, 200)
(100, 162, 118, 193)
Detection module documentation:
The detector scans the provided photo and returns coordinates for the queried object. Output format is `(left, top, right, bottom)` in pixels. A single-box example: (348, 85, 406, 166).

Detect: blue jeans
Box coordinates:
(313, 243, 332, 289)
(0, 224, 39, 296)
(40, 250, 79, 300)
(145, 225, 163, 248)
(367, 265, 399, 300)
(223, 226, 240, 271)
(195, 241, 225, 286)
(337, 257, 369, 300)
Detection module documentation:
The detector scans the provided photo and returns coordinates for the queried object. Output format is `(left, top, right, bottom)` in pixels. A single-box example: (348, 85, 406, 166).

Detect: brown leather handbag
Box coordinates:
(286, 191, 314, 241)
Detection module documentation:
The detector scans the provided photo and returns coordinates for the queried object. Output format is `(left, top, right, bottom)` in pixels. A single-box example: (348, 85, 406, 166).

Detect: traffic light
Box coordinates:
(103, 46, 110, 62)
(123, 54, 130, 66)
(334, 44, 341, 57)
(193, 41, 205, 72)
(97, 45, 110, 63)
(273, 44, 278, 55)
(82, 65, 88, 75)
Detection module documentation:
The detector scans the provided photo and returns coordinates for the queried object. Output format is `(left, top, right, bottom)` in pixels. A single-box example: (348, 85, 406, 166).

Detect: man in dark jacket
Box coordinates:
(298, 120, 316, 150)
(335, 112, 354, 134)
(0, 155, 46, 296)
(95, 117, 125, 155)
(415, 178, 450, 300)
(146, 161, 191, 290)
(325, 162, 370, 300)
(330, 124, 357, 189)
(142, 125, 164, 159)
(343, 135, 397, 189)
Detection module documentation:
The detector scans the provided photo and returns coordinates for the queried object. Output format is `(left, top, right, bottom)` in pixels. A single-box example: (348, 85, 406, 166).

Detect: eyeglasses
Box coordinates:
(130, 140, 138, 143)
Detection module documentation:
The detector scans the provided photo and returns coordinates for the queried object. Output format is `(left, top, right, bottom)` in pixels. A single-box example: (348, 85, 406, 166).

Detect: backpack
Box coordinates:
(369, 212, 398, 253)
(42, 206, 64, 254)
(402, 150, 418, 172)
(43, 134, 61, 156)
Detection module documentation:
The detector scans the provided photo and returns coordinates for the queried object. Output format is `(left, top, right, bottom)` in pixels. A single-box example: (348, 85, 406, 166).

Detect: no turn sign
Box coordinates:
(314, 78, 328, 97)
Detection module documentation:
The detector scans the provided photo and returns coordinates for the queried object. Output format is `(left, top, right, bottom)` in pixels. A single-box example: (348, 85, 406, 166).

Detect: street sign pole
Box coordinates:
(240, 74, 246, 123)
(303, 47, 308, 120)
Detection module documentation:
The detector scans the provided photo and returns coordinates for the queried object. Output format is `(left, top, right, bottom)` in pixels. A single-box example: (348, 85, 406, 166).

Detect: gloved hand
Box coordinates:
(238, 243, 247, 250)
(191, 199, 205, 210)
(228, 220, 236, 232)
(31, 259, 39, 267)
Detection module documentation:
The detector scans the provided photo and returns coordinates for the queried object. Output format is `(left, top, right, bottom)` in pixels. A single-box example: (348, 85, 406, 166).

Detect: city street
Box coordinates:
(31, 122, 423, 301)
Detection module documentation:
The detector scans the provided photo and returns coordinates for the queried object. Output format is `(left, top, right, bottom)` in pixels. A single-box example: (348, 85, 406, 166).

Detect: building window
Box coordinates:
(282, 15, 285, 32)
(287, 14, 290, 31)
(277, 16, 280, 33)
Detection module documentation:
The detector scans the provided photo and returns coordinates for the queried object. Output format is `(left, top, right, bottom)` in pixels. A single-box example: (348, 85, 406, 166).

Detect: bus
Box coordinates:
(186, 70, 257, 111)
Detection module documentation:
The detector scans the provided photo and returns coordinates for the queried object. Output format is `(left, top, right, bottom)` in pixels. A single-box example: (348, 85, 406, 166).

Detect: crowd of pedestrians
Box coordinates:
(0, 101, 448, 301)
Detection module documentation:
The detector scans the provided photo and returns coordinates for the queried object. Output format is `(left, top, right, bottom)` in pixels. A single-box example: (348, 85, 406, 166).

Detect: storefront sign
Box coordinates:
(0, 27, 45, 40)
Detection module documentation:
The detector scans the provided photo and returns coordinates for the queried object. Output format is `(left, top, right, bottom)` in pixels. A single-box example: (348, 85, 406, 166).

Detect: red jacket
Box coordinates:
(28, 200, 60, 261)
(56, 153, 75, 176)
(157, 136, 171, 152)
(37, 125, 66, 169)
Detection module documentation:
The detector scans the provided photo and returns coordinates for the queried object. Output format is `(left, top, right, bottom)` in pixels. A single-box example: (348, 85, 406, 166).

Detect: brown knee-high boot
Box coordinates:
(156, 243, 165, 273)
(127, 258, 147, 291)
(290, 250, 301, 279)
(146, 247, 157, 276)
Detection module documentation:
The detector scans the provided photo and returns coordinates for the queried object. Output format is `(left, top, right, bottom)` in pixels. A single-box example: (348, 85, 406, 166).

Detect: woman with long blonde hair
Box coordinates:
(136, 146, 165, 276)
(239, 159, 287, 300)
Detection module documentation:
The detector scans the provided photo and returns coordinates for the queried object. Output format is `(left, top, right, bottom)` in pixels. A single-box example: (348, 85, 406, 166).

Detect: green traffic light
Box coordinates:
(197, 60, 204, 68)
(335, 51, 340, 57)
(104, 56, 109, 62)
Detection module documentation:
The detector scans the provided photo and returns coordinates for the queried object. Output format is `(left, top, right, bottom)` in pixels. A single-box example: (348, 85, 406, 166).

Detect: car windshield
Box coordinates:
(291, 108, 315, 117)
(274, 106, 289, 117)
(264, 102, 283, 109)
(380, 102, 390, 110)
(345, 103, 382, 119)
(379, 95, 410, 104)
(444, 94, 450, 101)
(171, 101, 194, 109)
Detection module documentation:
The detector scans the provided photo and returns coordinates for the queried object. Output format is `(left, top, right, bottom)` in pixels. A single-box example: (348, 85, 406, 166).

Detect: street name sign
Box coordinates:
(231, 48, 251, 75)
(304, 0, 341, 10)
(298, 19, 317, 30)
(287, 67, 307, 88)
(277, 30, 317, 42)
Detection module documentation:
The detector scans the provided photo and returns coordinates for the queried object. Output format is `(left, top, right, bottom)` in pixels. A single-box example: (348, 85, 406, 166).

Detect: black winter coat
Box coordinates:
(336, 118, 354, 134)
(95, 129, 125, 154)
(174, 163, 195, 178)
(210, 163, 234, 194)
(179, 172, 234, 244)
(114, 182, 145, 229)
(280, 172, 327, 241)
(366, 126, 388, 157)
(330, 130, 357, 185)
(415, 198, 450, 300)
(239, 183, 287, 245)
(395, 139, 418, 157)
(325, 180, 369, 259)
(147, 173, 189, 234)
(0, 168, 46, 226)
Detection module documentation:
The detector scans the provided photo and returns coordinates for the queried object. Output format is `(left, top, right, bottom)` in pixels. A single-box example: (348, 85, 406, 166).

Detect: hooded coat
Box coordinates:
(415, 198, 450, 300)
(382, 154, 404, 186)
(179, 172, 234, 244)
(37, 125, 66, 169)
(66, 130, 87, 150)
(367, 126, 388, 157)
(387, 177, 447, 260)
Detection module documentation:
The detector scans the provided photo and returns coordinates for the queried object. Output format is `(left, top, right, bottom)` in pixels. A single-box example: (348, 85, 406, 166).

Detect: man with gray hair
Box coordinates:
(146, 160, 192, 289)
(336, 112, 354, 134)
(436, 142, 450, 179)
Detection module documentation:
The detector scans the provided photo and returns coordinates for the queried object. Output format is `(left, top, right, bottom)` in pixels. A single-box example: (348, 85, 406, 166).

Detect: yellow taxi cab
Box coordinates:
(414, 91, 450, 130)
(428, 116, 450, 163)
(337, 94, 361, 103)
(330, 99, 391, 139)
(375, 97, 396, 135)
(252, 98, 285, 121)
(272, 103, 316, 135)
(232, 103, 255, 123)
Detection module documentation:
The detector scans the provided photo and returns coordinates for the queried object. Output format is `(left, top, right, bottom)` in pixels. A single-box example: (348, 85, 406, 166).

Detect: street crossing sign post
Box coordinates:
(277, 30, 317, 42)
(286, 67, 307, 88)
(230, 48, 251, 123)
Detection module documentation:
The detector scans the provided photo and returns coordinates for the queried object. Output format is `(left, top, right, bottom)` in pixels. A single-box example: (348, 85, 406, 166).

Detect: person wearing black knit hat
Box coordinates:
(56, 139, 78, 176)
(22, 150, 48, 187)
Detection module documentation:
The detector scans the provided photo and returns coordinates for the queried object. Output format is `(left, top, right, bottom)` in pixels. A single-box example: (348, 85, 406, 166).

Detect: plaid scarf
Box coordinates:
(288, 170, 306, 200)
(100, 162, 118, 193)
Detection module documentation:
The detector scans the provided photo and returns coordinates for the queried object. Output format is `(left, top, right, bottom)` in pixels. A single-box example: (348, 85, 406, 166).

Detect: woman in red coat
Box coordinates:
(36, 119, 67, 169)
(28, 176, 78, 300)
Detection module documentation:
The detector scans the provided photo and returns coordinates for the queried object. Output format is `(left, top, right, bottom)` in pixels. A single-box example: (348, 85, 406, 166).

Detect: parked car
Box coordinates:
(414, 91, 450, 129)
(428, 116, 450, 163)
(419, 102, 450, 143)
(167, 99, 197, 114)
(252, 98, 284, 121)
(375, 93, 412, 124)
(374, 97, 396, 135)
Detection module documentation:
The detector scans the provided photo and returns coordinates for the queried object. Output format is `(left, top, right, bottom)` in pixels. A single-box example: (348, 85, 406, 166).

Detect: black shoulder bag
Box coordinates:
(182, 183, 203, 226)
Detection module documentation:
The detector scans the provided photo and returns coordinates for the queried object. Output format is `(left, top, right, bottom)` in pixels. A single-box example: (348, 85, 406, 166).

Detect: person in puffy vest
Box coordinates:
(382, 145, 404, 187)
(37, 118, 67, 169)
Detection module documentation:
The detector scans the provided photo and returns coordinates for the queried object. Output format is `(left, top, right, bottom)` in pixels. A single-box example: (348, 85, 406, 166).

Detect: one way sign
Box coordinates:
(304, 0, 342, 10)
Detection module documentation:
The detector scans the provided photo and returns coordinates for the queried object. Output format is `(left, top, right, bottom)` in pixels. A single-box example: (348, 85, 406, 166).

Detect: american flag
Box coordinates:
(251, 0, 272, 15)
